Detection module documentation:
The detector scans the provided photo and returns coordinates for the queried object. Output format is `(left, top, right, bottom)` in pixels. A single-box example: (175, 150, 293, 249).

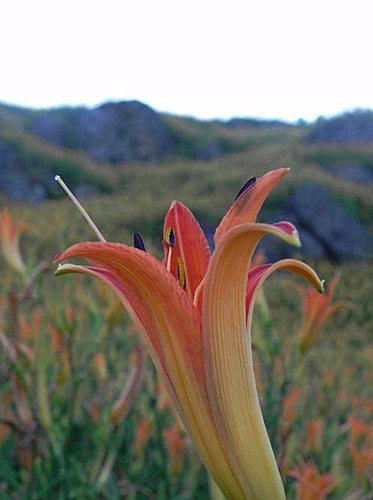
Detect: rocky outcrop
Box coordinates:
(320, 163, 373, 184)
(308, 110, 373, 143)
(261, 183, 373, 262)
(30, 101, 175, 163)
(0, 140, 47, 203)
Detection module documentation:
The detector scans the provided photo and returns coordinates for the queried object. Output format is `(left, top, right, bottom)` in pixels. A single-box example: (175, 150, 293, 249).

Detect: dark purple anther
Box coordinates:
(133, 232, 146, 252)
(168, 228, 175, 247)
(234, 176, 257, 201)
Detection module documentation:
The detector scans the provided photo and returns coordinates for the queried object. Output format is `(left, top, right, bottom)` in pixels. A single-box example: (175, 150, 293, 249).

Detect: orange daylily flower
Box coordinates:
(348, 416, 372, 446)
(304, 419, 324, 453)
(133, 417, 153, 458)
(55, 168, 323, 499)
(350, 446, 373, 484)
(164, 424, 187, 476)
(0, 209, 28, 275)
(92, 352, 108, 382)
(282, 388, 302, 432)
(298, 275, 345, 352)
(289, 462, 337, 500)
(348, 417, 373, 483)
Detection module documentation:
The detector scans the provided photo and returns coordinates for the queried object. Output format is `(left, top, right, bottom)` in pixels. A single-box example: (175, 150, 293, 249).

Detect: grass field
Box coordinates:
(0, 135, 372, 498)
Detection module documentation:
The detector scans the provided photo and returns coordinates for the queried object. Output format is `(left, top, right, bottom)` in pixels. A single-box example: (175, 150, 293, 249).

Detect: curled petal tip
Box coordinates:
(55, 263, 77, 276)
(291, 230, 302, 248)
(273, 221, 301, 247)
(319, 278, 326, 294)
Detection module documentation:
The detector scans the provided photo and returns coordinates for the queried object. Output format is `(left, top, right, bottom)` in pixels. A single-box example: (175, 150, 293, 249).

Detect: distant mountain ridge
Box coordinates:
(0, 99, 294, 201)
(0, 100, 292, 165)
(1, 101, 372, 262)
(308, 109, 373, 143)
(1, 100, 373, 204)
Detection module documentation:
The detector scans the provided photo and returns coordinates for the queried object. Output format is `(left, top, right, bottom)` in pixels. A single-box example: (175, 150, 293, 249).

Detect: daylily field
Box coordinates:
(0, 135, 372, 498)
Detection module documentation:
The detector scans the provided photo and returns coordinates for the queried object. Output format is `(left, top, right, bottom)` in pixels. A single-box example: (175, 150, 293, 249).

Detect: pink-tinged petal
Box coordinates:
(214, 168, 289, 245)
(273, 221, 301, 244)
(194, 221, 300, 317)
(55, 242, 203, 389)
(55, 242, 244, 497)
(246, 260, 324, 316)
(162, 201, 210, 299)
(202, 222, 306, 498)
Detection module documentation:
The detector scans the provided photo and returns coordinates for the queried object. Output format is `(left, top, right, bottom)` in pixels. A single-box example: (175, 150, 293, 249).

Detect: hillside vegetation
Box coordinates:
(0, 102, 372, 497)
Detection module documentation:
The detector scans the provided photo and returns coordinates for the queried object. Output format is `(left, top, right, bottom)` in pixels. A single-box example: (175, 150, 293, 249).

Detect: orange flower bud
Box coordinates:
(163, 425, 186, 476)
(133, 418, 152, 458)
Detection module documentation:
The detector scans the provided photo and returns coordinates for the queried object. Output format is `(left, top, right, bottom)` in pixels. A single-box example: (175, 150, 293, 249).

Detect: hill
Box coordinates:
(0, 100, 293, 201)
(0, 102, 372, 262)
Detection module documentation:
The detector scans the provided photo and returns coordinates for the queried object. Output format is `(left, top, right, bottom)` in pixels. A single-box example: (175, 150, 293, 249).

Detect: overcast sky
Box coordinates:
(1, 1, 372, 122)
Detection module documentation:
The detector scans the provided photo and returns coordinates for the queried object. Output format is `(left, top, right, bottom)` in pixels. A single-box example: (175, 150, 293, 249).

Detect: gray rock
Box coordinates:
(0, 140, 47, 203)
(321, 163, 373, 184)
(259, 183, 372, 262)
(308, 110, 373, 143)
(30, 101, 175, 163)
(259, 213, 327, 262)
(287, 183, 372, 261)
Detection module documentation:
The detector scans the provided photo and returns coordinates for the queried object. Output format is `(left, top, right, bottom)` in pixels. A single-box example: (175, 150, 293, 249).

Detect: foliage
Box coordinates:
(0, 202, 372, 498)
(0, 107, 372, 496)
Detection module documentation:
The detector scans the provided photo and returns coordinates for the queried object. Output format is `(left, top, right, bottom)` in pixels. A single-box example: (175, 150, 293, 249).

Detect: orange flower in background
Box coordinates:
(92, 352, 108, 382)
(304, 419, 324, 454)
(164, 424, 187, 476)
(350, 446, 373, 484)
(348, 416, 371, 447)
(298, 275, 346, 353)
(0, 209, 28, 275)
(55, 168, 324, 499)
(282, 388, 302, 432)
(348, 417, 373, 483)
(133, 417, 152, 458)
(289, 462, 337, 500)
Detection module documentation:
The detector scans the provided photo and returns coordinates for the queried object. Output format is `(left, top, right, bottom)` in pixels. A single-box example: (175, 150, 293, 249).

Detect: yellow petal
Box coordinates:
(203, 223, 309, 499)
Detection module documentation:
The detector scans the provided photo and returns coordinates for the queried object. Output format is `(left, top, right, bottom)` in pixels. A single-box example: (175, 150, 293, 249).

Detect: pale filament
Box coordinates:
(54, 175, 106, 242)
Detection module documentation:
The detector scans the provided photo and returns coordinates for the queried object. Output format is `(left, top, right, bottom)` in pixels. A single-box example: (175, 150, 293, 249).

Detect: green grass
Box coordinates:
(0, 114, 372, 497)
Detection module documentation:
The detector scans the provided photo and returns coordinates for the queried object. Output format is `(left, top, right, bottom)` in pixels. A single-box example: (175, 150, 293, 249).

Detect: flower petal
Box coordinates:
(162, 201, 210, 300)
(214, 168, 289, 246)
(202, 223, 307, 498)
(55, 242, 244, 497)
(55, 242, 203, 396)
(246, 260, 323, 319)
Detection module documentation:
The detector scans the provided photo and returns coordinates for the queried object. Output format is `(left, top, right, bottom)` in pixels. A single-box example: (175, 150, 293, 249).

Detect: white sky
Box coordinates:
(1, 0, 373, 122)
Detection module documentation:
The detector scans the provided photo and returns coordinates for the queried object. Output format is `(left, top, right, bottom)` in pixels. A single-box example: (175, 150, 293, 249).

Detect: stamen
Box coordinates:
(164, 227, 175, 272)
(234, 176, 257, 201)
(177, 257, 186, 289)
(133, 232, 146, 252)
(55, 175, 106, 242)
(164, 227, 175, 247)
(193, 277, 205, 308)
(166, 246, 173, 272)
